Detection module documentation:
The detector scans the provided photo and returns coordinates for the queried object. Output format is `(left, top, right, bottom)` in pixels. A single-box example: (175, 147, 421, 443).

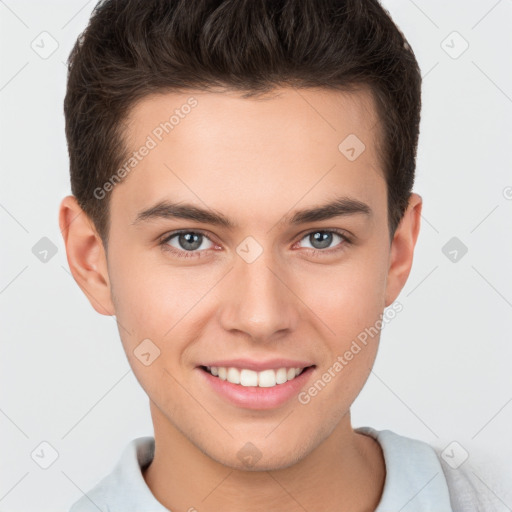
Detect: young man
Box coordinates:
(59, 0, 501, 510)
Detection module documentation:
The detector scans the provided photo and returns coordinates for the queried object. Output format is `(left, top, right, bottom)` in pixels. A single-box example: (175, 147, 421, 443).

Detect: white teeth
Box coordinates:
(206, 366, 307, 387)
(240, 369, 258, 387)
(258, 369, 276, 387)
(227, 367, 241, 384)
(276, 368, 288, 384)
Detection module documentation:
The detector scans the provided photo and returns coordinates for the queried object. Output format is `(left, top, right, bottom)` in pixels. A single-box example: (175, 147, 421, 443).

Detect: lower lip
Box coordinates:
(197, 366, 316, 410)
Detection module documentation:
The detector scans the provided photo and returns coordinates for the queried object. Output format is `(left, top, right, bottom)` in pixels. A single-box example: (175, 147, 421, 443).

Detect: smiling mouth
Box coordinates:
(199, 365, 315, 388)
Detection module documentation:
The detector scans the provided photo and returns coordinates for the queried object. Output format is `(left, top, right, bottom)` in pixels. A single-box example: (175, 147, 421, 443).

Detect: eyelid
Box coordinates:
(295, 227, 352, 244)
(159, 228, 217, 245)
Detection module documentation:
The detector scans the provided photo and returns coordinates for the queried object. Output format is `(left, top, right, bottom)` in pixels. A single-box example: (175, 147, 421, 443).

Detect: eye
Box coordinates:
(159, 228, 351, 260)
(159, 230, 216, 258)
(296, 229, 350, 254)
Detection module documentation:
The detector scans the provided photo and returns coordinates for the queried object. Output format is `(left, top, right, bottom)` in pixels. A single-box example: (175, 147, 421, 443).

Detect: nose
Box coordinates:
(217, 249, 300, 343)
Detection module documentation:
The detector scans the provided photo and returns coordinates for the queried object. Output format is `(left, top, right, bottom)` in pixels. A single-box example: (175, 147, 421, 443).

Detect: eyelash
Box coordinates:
(158, 228, 352, 259)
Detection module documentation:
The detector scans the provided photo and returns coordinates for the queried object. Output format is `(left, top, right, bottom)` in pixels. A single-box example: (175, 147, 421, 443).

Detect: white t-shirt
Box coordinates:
(68, 426, 504, 511)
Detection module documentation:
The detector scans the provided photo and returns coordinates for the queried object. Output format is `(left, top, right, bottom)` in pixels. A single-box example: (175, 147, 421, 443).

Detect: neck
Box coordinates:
(143, 404, 385, 512)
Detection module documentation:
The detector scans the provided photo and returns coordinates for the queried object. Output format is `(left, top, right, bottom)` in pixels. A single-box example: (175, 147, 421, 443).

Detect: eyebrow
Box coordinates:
(132, 196, 372, 228)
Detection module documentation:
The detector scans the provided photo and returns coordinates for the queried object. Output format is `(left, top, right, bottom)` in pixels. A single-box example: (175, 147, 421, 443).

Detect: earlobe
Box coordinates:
(384, 193, 423, 307)
(58, 195, 115, 316)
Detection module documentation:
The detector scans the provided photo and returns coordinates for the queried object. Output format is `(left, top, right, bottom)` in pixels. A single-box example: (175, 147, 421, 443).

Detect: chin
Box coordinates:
(204, 437, 312, 472)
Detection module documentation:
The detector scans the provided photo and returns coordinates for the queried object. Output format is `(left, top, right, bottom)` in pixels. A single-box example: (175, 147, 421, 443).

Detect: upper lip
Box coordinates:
(198, 358, 315, 372)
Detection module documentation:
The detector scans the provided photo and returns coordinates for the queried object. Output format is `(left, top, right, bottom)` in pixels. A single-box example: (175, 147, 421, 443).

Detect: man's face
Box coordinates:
(103, 87, 398, 469)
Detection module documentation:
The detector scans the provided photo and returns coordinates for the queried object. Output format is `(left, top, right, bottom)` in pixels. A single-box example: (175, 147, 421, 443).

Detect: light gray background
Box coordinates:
(1, 0, 511, 510)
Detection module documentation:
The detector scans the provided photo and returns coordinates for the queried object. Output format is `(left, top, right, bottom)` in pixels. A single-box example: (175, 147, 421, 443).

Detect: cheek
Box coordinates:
(296, 259, 387, 414)
(108, 248, 221, 370)
(107, 257, 195, 401)
(297, 246, 388, 344)
(109, 244, 190, 328)
(337, 266, 386, 334)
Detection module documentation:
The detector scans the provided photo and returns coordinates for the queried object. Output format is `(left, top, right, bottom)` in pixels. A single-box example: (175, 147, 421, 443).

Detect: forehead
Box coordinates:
(111, 86, 385, 226)
(125, 85, 381, 157)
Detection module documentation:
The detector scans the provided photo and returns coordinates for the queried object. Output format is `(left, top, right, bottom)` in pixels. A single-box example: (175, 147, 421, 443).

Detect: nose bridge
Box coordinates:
(217, 243, 298, 341)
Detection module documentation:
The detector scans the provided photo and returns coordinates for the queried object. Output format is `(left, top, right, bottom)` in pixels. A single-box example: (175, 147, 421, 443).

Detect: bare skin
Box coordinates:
(59, 86, 421, 511)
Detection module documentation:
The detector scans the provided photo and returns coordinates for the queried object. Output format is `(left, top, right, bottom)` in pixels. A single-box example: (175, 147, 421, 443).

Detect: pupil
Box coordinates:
(311, 231, 332, 249)
(179, 232, 202, 250)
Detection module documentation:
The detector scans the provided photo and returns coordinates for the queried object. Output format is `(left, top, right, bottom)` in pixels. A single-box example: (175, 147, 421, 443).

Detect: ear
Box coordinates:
(58, 195, 115, 316)
(384, 193, 422, 306)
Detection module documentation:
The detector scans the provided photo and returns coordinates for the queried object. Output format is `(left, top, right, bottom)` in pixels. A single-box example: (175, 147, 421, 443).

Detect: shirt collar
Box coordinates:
(355, 426, 453, 511)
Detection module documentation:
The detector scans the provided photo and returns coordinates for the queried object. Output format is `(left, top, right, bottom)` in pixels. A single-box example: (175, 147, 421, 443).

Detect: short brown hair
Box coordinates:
(64, 0, 422, 248)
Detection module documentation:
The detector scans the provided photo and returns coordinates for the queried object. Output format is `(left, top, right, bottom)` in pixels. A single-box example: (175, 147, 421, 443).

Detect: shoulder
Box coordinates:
(357, 426, 508, 512)
(431, 444, 509, 512)
(67, 436, 160, 512)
